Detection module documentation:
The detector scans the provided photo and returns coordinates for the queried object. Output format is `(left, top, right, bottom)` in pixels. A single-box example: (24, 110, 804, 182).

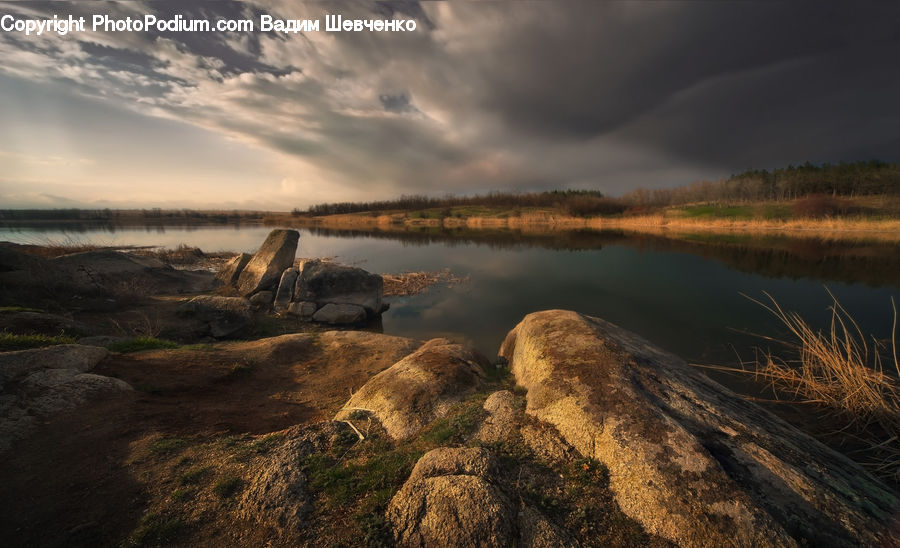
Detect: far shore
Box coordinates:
(265, 210, 900, 243)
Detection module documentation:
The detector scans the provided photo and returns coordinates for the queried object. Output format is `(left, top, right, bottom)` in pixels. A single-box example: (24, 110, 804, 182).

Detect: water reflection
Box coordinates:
(0, 223, 897, 375)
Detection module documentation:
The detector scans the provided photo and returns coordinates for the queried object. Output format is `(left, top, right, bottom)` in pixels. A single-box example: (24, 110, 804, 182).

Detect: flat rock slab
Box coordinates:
(312, 303, 366, 324)
(336, 339, 489, 439)
(0, 310, 92, 337)
(0, 344, 108, 390)
(0, 345, 129, 453)
(500, 309, 899, 547)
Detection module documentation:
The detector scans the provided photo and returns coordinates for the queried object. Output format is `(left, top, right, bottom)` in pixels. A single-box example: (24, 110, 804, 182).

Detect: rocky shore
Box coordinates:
(0, 230, 896, 546)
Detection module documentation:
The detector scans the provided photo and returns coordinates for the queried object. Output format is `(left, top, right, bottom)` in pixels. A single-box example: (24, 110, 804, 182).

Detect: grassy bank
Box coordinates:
(266, 195, 900, 244)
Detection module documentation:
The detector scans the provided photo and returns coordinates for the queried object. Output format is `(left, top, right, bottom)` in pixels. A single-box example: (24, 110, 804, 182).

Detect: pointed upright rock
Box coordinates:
(236, 230, 299, 296)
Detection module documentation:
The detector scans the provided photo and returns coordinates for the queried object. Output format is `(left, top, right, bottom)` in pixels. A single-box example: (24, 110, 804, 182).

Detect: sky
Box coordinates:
(1, 1, 898, 210)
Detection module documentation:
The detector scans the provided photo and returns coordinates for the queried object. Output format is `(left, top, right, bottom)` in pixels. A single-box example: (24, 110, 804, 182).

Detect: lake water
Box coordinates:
(2, 223, 898, 379)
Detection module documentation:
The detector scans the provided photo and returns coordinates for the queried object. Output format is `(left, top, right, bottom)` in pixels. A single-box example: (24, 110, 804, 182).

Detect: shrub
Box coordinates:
(563, 195, 626, 217)
(791, 194, 858, 218)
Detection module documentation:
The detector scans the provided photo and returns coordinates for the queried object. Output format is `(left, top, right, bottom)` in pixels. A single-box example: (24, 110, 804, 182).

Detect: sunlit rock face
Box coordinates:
(500, 309, 899, 548)
(236, 229, 300, 297)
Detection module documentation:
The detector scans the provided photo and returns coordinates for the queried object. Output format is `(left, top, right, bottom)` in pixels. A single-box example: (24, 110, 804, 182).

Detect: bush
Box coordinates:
(563, 195, 626, 217)
(791, 194, 858, 218)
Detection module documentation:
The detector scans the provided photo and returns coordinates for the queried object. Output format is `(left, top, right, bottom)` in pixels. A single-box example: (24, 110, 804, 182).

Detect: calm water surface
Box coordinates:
(2, 223, 898, 374)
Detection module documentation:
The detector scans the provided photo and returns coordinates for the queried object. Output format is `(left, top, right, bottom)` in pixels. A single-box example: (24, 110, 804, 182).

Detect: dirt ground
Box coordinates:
(0, 323, 419, 546)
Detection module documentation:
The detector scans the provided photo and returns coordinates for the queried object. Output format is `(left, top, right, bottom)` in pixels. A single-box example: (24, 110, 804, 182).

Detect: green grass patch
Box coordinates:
(226, 360, 255, 378)
(0, 306, 43, 313)
(0, 332, 76, 351)
(177, 465, 213, 486)
(213, 475, 242, 499)
(171, 487, 193, 502)
(124, 512, 182, 547)
(108, 337, 178, 353)
(149, 437, 187, 456)
(247, 432, 285, 454)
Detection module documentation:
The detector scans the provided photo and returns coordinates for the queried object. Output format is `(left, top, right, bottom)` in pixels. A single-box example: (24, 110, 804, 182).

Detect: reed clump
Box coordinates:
(744, 290, 899, 424)
(715, 290, 899, 482)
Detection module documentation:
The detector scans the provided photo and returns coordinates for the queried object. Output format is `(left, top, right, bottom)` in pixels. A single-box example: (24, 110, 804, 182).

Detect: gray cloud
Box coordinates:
(0, 0, 898, 206)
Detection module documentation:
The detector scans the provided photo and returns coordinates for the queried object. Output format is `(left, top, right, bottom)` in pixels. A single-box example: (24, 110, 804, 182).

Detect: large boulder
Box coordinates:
(216, 252, 251, 286)
(335, 339, 488, 439)
(294, 259, 383, 316)
(0, 344, 108, 390)
(0, 344, 129, 452)
(177, 295, 252, 338)
(236, 230, 299, 296)
(0, 310, 92, 338)
(500, 310, 899, 548)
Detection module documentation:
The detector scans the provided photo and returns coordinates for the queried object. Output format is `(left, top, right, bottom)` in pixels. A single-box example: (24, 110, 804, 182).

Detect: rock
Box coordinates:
(335, 339, 488, 439)
(520, 424, 576, 466)
(216, 252, 252, 285)
(0, 310, 91, 337)
(274, 268, 299, 312)
(20, 369, 132, 415)
(312, 303, 366, 324)
(77, 335, 130, 348)
(287, 301, 316, 320)
(518, 506, 578, 548)
(0, 345, 108, 391)
(248, 291, 274, 309)
(51, 249, 168, 276)
(387, 447, 573, 548)
(0, 345, 129, 453)
(500, 310, 899, 548)
(294, 259, 383, 316)
(387, 448, 515, 547)
(236, 230, 299, 296)
(477, 390, 519, 443)
(177, 295, 252, 338)
(239, 421, 354, 542)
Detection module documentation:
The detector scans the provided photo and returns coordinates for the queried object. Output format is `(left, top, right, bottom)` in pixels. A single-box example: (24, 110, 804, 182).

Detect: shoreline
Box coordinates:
(265, 211, 900, 243)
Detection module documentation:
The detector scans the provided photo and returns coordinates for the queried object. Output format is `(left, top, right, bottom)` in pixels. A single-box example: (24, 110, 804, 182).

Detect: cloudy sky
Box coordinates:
(1, 1, 898, 209)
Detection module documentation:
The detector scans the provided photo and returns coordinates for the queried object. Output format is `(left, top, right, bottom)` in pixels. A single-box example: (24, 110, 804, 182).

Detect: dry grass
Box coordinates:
(746, 290, 898, 421)
(705, 290, 900, 482)
(18, 237, 126, 258)
(135, 245, 236, 271)
(587, 215, 900, 243)
(273, 210, 900, 243)
(382, 269, 468, 297)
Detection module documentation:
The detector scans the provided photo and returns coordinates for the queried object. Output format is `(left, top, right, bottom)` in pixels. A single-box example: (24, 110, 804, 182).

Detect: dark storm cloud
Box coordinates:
(459, 2, 900, 163)
(1, 0, 898, 203)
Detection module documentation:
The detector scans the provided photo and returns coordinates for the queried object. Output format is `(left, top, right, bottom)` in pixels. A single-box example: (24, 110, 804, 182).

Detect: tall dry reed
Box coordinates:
(707, 290, 899, 482)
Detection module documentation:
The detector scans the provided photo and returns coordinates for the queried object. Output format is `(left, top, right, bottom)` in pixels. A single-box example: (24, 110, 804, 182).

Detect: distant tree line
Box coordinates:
(296, 189, 624, 217)
(299, 160, 899, 218)
(621, 160, 900, 207)
(0, 208, 266, 222)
